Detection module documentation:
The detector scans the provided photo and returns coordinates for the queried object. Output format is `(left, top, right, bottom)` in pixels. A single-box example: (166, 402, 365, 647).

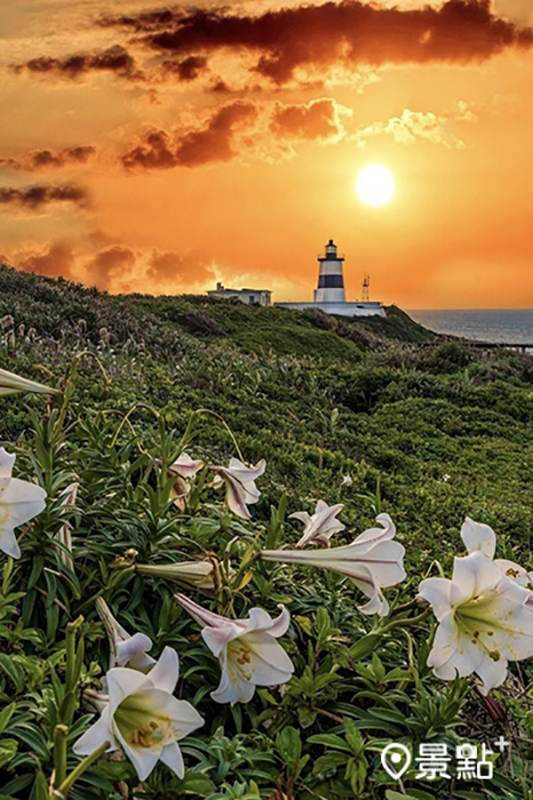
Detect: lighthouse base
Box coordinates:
(274, 301, 386, 318)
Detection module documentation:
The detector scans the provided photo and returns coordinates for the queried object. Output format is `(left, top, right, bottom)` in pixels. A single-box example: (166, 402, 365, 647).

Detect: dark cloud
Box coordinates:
(87, 245, 136, 286)
(102, 0, 533, 85)
(270, 98, 346, 139)
(15, 45, 140, 80)
(17, 241, 74, 279)
(122, 130, 177, 169)
(162, 55, 208, 80)
(148, 250, 215, 283)
(121, 100, 258, 169)
(0, 184, 89, 210)
(175, 100, 257, 166)
(0, 146, 96, 172)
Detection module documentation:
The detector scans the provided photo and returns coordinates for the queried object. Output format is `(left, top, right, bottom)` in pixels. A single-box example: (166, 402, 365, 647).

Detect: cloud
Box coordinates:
(17, 241, 74, 279)
(356, 108, 468, 148)
(270, 98, 351, 141)
(87, 245, 136, 286)
(0, 184, 89, 210)
(175, 100, 257, 166)
(148, 250, 215, 284)
(0, 146, 96, 172)
(161, 55, 208, 81)
(122, 100, 258, 169)
(98, 0, 533, 86)
(15, 45, 140, 81)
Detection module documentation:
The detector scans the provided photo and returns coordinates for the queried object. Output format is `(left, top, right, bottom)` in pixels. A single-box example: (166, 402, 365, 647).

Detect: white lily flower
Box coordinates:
(419, 550, 533, 691)
(460, 517, 533, 590)
(261, 513, 404, 616)
(0, 447, 46, 559)
(209, 457, 266, 520)
(167, 452, 205, 511)
(73, 647, 203, 781)
(95, 597, 156, 672)
(136, 560, 216, 593)
(290, 500, 345, 548)
(175, 593, 294, 706)
(340, 475, 353, 488)
(0, 366, 59, 396)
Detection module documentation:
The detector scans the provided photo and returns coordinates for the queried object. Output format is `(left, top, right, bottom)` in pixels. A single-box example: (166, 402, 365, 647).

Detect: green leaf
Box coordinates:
(276, 726, 302, 777)
(386, 792, 421, 800)
(0, 702, 15, 733)
(0, 737, 17, 769)
(313, 752, 350, 774)
(350, 634, 381, 660)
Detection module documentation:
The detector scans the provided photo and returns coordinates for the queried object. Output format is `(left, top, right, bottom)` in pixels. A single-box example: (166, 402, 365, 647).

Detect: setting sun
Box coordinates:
(356, 165, 395, 207)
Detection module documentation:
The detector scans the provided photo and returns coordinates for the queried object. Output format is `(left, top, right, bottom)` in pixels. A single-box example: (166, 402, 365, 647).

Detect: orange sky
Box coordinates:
(1, 0, 533, 308)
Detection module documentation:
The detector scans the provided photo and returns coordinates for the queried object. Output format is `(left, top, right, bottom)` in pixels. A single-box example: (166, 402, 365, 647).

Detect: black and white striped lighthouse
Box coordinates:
(313, 239, 345, 303)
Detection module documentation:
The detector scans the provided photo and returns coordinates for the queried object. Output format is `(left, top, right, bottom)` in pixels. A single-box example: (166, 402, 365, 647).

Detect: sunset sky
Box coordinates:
(1, 0, 533, 308)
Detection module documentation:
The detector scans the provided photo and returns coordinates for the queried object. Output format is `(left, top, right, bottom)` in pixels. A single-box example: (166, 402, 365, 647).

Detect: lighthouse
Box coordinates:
(274, 237, 386, 317)
(314, 239, 345, 303)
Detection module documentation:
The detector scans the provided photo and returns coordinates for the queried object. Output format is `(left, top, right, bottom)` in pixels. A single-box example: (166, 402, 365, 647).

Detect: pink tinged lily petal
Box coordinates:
(117, 634, 155, 671)
(169, 452, 205, 479)
(261, 524, 405, 617)
(460, 517, 496, 558)
(352, 513, 396, 547)
(174, 592, 234, 629)
(291, 500, 345, 548)
(176, 593, 293, 704)
(209, 458, 266, 520)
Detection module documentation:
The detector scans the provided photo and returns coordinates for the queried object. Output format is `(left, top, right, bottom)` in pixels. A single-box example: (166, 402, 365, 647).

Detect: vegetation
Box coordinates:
(0, 262, 532, 799)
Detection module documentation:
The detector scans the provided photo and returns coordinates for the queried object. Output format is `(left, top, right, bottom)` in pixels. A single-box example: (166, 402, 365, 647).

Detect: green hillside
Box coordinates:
(1, 263, 532, 799)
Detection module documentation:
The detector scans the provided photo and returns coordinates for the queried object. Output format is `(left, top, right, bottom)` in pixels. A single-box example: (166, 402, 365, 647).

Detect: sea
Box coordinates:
(407, 309, 533, 348)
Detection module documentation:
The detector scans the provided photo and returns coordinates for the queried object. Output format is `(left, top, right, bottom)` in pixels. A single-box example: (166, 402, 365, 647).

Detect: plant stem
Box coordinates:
(55, 741, 110, 797)
(53, 724, 69, 789)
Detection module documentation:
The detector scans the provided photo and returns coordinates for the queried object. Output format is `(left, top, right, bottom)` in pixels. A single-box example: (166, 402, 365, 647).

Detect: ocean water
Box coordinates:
(408, 309, 533, 346)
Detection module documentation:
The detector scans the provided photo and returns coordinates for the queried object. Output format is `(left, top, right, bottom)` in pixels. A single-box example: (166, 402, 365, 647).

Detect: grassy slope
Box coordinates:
(1, 262, 532, 567)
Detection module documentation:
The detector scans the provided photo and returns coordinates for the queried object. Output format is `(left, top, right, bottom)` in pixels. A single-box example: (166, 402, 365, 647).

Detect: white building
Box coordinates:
(207, 282, 271, 307)
(275, 239, 386, 317)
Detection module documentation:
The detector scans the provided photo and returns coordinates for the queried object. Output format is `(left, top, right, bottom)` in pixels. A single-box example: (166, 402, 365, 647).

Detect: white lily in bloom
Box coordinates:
(290, 500, 345, 548)
(209, 457, 266, 519)
(175, 593, 294, 705)
(261, 513, 404, 616)
(340, 475, 353, 488)
(167, 452, 205, 511)
(73, 647, 203, 781)
(0, 448, 46, 559)
(0, 366, 58, 396)
(460, 517, 533, 590)
(95, 597, 156, 672)
(136, 560, 216, 593)
(419, 551, 533, 691)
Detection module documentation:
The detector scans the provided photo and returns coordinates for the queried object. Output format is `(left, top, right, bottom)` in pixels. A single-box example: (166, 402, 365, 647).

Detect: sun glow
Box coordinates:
(356, 165, 395, 207)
